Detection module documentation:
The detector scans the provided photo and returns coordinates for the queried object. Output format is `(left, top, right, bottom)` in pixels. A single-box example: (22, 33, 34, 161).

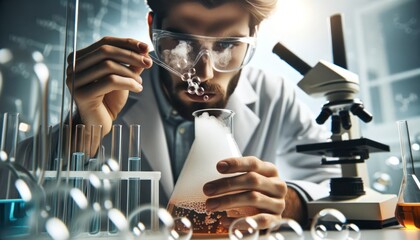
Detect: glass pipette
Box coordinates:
(149, 53, 208, 100)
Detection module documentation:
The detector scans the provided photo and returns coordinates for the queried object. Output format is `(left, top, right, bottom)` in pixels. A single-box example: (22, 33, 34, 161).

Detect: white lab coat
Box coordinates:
(111, 64, 341, 205)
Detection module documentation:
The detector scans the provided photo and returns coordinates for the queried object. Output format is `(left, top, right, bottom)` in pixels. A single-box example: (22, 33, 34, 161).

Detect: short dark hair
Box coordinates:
(146, 0, 277, 27)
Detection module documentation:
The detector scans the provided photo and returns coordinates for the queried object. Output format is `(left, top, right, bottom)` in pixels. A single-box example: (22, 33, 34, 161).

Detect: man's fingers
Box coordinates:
(205, 191, 285, 214)
(221, 213, 283, 231)
(67, 36, 149, 64)
(217, 156, 279, 177)
(203, 172, 287, 198)
(67, 60, 142, 90)
(68, 44, 152, 75)
(74, 74, 143, 101)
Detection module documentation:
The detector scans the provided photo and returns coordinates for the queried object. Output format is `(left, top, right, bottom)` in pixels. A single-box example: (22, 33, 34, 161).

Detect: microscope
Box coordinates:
(273, 14, 398, 228)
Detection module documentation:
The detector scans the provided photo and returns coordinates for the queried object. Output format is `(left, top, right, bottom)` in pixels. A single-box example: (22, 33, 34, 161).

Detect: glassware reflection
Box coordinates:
(128, 204, 174, 239)
(45, 217, 69, 240)
(343, 223, 361, 240)
(228, 217, 259, 240)
(170, 217, 193, 240)
(71, 206, 129, 238)
(310, 208, 350, 240)
(266, 218, 303, 240)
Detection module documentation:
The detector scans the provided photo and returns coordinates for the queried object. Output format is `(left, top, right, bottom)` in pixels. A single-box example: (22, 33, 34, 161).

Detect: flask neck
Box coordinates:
(192, 108, 235, 135)
(397, 120, 416, 176)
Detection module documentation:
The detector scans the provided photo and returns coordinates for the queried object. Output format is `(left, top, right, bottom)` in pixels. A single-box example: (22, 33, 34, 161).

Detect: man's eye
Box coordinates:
(214, 41, 234, 51)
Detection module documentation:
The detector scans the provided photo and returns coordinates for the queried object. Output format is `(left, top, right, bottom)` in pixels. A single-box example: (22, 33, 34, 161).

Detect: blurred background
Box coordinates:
(0, 0, 419, 195)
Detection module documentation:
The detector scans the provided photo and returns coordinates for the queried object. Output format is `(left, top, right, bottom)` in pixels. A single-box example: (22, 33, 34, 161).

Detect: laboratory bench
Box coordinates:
(47, 226, 420, 240)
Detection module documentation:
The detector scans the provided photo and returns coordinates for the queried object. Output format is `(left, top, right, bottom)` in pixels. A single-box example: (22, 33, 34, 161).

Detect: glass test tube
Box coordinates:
(55, 124, 70, 222)
(87, 124, 103, 235)
(1, 113, 19, 199)
(1, 112, 19, 161)
(127, 124, 141, 218)
(108, 124, 122, 234)
(68, 124, 85, 224)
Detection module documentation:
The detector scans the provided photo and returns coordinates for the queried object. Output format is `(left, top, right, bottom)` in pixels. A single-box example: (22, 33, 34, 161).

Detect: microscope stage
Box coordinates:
(296, 138, 390, 158)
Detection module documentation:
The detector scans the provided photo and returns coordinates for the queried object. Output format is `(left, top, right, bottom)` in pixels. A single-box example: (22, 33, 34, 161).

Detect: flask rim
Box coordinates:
(192, 108, 235, 118)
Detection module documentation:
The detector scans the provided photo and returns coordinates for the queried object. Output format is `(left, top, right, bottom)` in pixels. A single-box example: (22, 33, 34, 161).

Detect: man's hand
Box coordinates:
(66, 37, 152, 136)
(203, 156, 306, 229)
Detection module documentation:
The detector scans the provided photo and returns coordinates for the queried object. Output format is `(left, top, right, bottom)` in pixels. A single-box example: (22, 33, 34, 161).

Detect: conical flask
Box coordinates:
(167, 108, 251, 236)
(395, 120, 420, 229)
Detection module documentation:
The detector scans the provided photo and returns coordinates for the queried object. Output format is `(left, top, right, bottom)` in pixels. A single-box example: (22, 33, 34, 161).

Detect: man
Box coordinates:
(66, 0, 339, 230)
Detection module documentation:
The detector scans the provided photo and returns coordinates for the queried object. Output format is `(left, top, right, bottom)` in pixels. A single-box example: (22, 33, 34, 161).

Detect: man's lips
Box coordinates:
(184, 91, 216, 102)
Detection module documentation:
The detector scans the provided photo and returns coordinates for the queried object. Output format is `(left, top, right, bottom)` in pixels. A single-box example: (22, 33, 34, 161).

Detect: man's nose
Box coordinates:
(194, 52, 214, 82)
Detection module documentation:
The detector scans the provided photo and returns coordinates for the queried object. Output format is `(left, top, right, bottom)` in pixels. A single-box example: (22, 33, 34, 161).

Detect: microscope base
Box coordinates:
(308, 188, 399, 229)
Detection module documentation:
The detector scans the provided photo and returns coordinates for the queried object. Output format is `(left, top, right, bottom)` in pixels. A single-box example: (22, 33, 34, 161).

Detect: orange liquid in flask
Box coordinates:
(395, 203, 420, 229)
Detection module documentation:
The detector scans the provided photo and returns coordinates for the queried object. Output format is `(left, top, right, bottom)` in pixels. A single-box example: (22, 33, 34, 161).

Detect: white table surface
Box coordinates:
(23, 226, 420, 239)
(188, 226, 420, 240)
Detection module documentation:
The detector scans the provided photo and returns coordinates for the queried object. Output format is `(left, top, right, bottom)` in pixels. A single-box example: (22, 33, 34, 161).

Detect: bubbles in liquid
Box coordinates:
(171, 217, 193, 240)
(167, 203, 229, 234)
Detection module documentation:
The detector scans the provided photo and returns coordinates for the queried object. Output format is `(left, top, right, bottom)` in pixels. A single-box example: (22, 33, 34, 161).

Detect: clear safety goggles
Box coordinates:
(152, 29, 257, 73)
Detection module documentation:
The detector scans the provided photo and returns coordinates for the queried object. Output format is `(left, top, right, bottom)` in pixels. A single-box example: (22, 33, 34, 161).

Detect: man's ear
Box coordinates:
(252, 25, 259, 36)
(147, 11, 154, 40)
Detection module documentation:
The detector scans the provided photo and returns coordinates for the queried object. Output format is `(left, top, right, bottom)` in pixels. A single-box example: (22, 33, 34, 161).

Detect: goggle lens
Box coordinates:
(152, 30, 256, 73)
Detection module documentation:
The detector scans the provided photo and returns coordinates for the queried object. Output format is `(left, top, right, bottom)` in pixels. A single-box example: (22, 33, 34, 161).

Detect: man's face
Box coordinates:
(157, 2, 252, 120)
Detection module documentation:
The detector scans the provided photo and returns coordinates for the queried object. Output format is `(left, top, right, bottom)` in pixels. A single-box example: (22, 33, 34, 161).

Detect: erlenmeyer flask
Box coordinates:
(395, 120, 420, 229)
(167, 108, 254, 236)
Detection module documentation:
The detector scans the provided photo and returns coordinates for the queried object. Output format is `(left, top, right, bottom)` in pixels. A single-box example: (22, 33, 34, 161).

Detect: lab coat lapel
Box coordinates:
(121, 68, 174, 198)
(226, 70, 260, 152)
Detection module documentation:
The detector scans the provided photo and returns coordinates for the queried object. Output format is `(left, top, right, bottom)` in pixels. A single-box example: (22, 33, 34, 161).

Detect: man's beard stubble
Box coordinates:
(159, 69, 240, 121)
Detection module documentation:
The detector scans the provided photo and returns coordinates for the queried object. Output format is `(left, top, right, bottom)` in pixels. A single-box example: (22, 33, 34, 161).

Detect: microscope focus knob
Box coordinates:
(330, 177, 366, 199)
